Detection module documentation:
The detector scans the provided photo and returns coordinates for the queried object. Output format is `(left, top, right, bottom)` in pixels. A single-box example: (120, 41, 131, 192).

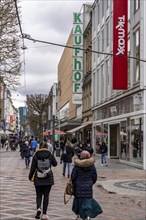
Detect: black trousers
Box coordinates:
(35, 185, 52, 214)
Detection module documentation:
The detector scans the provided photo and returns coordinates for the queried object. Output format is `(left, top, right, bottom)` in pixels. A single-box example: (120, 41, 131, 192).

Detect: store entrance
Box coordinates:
(110, 124, 119, 158)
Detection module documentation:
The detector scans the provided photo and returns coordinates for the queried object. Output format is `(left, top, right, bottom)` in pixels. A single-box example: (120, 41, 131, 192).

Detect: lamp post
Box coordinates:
(52, 83, 57, 155)
(57, 82, 61, 149)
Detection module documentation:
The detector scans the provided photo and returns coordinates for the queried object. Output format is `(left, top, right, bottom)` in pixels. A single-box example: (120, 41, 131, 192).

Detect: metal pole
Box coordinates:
(52, 115, 55, 155)
(58, 94, 60, 149)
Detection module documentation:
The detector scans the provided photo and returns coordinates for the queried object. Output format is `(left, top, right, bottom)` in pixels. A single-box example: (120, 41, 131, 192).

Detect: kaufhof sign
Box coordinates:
(73, 13, 83, 104)
(113, 0, 128, 90)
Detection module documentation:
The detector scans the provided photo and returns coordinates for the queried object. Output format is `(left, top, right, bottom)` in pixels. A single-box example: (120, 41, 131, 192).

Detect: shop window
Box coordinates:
(130, 118, 143, 164)
(120, 121, 128, 160)
(133, 29, 140, 83)
(95, 124, 108, 154)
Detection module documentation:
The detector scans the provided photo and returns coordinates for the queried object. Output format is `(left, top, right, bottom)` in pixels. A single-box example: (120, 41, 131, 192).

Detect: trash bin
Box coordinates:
(133, 149, 137, 158)
(56, 148, 60, 157)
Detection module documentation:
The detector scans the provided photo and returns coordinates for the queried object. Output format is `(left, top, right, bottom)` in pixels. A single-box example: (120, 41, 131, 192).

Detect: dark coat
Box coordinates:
(62, 145, 74, 163)
(23, 145, 31, 157)
(76, 146, 85, 159)
(100, 143, 108, 154)
(28, 148, 57, 186)
(71, 158, 97, 198)
(84, 146, 94, 155)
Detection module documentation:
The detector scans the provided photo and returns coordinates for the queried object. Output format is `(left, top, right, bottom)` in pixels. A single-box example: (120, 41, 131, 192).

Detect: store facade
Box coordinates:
(93, 90, 145, 169)
(92, 0, 146, 169)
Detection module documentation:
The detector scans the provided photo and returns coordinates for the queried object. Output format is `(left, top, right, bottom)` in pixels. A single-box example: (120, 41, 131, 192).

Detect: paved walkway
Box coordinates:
(0, 148, 146, 220)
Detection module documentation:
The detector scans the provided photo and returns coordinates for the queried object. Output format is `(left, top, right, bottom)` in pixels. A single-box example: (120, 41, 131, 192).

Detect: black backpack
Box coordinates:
(37, 158, 51, 178)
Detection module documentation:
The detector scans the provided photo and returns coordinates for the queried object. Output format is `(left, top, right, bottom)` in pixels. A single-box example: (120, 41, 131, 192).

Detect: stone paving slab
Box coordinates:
(0, 149, 146, 220)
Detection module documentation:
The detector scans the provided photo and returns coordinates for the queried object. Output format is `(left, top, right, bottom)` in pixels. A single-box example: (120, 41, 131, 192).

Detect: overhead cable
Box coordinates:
(22, 34, 146, 63)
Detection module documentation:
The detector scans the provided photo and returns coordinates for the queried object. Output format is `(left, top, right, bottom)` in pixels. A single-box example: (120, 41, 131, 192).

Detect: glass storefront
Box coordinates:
(130, 117, 143, 164)
(95, 124, 108, 153)
(120, 121, 128, 160)
(94, 117, 143, 166)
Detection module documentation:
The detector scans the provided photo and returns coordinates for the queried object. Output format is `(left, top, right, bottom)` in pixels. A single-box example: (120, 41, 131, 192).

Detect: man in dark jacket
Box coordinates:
(71, 150, 97, 220)
(29, 142, 57, 220)
(100, 141, 108, 166)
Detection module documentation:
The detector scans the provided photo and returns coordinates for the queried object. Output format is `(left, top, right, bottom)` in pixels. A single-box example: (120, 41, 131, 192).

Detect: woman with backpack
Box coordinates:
(29, 142, 57, 220)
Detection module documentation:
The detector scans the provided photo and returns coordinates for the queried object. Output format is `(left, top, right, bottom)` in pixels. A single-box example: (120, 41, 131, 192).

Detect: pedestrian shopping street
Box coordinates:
(0, 149, 146, 220)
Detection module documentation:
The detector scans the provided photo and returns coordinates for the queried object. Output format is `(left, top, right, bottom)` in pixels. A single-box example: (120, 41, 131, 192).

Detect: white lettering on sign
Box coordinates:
(116, 15, 125, 55)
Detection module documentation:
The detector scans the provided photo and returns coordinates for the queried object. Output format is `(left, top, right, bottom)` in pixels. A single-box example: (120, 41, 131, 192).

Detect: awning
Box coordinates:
(43, 129, 66, 136)
(67, 121, 92, 133)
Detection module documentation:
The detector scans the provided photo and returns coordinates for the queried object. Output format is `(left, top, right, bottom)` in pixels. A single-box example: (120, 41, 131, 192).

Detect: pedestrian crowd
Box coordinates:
(0, 135, 106, 220)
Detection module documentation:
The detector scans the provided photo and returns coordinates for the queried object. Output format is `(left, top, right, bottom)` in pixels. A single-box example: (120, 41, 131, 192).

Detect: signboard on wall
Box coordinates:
(72, 12, 83, 104)
(113, 0, 128, 90)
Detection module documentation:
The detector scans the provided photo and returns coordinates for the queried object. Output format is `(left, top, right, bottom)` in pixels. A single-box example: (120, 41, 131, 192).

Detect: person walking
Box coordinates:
(30, 137, 38, 155)
(71, 150, 98, 220)
(76, 142, 85, 159)
(100, 141, 108, 166)
(1, 136, 6, 148)
(84, 142, 94, 156)
(61, 140, 74, 178)
(23, 141, 31, 168)
(28, 142, 57, 220)
(47, 139, 53, 153)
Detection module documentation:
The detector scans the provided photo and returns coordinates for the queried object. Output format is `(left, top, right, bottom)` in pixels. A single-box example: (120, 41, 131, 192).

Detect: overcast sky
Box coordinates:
(12, 0, 94, 108)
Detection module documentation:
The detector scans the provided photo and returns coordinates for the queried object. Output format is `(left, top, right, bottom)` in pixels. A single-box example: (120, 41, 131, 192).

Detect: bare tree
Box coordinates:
(0, 0, 21, 87)
(26, 94, 50, 142)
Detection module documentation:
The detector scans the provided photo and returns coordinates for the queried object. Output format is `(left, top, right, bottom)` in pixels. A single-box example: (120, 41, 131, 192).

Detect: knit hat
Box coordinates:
(80, 150, 90, 159)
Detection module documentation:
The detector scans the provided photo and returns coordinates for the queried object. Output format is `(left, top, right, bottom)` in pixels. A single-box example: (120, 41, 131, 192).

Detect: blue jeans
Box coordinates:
(25, 156, 30, 167)
(63, 162, 71, 177)
(101, 153, 107, 164)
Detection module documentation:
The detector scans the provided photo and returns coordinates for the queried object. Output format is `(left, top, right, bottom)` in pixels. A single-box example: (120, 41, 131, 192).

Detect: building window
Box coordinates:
(130, 117, 143, 164)
(105, 0, 110, 11)
(101, 64, 104, 100)
(97, 3, 100, 25)
(133, 29, 140, 83)
(101, 0, 104, 18)
(101, 28, 104, 52)
(128, 38, 130, 87)
(134, 0, 140, 12)
(97, 35, 100, 57)
(105, 59, 109, 98)
(106, 20, 109, 47)
(97, 69, 100, 103)
(93, 72, 96, 106)
(93, 40, 96, 62)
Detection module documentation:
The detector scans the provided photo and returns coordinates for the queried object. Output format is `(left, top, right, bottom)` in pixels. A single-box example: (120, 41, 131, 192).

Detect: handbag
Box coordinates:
(64, 179, 73, 204)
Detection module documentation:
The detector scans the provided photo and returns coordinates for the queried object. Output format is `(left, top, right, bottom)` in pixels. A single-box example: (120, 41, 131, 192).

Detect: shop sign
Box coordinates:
(113, 0, 128, 90)
(73, 13, 83, 104)
(10, 115, 14, 124)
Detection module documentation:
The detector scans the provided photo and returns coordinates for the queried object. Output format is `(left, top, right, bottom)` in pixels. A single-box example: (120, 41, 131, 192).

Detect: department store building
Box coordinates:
(91, 0, 146, 169)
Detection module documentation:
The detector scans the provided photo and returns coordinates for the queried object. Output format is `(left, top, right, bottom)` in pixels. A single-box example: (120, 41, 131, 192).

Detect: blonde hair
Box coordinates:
(66, 141, 72, 148)
(39, 141, 48, 149)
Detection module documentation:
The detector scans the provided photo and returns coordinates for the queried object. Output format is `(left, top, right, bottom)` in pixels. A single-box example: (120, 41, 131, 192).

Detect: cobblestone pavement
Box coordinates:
(0, 149, 146, 220)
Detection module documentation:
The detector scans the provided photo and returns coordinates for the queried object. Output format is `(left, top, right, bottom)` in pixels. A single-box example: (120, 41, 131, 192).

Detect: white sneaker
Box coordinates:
(86, 217, 91, 220)
(101, 164, 104, 166)
(41, 214, 49, 220)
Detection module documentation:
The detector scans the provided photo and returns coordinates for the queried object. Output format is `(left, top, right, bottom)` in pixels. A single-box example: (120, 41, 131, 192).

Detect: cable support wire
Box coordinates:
(14, 0, 23, 38)
(22, 34, 146, 63)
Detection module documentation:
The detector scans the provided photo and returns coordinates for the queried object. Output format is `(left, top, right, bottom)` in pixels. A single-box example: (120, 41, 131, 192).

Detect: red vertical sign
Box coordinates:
(10, 115, 13, 124)
(113, 0, 128, 90)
